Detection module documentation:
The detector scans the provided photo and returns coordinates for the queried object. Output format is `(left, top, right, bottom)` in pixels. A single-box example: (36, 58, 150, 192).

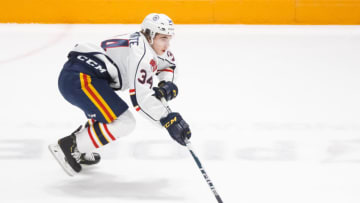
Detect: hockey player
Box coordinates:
(49, 13, 191, 176)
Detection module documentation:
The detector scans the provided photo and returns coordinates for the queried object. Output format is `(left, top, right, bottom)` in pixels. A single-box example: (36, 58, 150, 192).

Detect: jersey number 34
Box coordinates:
(138, 69, 153, 89)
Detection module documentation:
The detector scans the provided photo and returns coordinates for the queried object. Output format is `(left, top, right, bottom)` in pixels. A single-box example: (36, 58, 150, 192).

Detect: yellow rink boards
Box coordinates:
(1, 0, 360, 24)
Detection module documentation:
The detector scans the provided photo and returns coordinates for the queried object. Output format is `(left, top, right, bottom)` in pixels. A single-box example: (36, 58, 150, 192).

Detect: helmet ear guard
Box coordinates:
(141, 13, 175, 44)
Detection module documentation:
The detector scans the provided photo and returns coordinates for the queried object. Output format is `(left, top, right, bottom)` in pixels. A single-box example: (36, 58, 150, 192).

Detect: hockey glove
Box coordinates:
(160, 112, 191, 146)
(153, 81, 178, 101)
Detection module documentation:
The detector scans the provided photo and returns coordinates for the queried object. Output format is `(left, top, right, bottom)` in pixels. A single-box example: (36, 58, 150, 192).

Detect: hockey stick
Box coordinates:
(161, 98, 224, 203)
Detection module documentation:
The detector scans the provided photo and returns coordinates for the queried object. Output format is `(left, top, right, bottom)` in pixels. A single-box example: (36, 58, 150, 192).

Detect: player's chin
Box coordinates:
(156, 50, 166, 55)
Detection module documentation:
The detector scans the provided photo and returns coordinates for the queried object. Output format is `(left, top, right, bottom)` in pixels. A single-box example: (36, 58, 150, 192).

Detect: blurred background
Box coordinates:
(0, 1, 360, 203)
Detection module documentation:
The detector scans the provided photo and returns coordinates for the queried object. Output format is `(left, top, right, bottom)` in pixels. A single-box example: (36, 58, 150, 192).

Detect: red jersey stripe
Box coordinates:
(87, 123, 99, 148)
(103, 123, 116, 141)
(158, 69, 173, 73)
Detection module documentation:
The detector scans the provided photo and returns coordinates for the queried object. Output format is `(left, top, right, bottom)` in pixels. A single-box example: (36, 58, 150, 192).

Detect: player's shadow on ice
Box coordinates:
(48, 169, 185, 200)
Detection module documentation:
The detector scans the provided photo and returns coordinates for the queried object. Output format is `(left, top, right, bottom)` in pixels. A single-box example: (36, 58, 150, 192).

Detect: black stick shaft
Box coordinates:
(160, 98, 223, 202)
(186, 141, 224, 203)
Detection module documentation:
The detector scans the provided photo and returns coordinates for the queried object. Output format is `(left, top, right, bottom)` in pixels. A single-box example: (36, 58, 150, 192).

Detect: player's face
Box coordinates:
(152, 34, 172, 55)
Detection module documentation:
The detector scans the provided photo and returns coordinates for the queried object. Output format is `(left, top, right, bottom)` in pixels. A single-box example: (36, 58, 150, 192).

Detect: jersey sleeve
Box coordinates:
(128, 40, 169, 125)
(156, 50, 178, 83)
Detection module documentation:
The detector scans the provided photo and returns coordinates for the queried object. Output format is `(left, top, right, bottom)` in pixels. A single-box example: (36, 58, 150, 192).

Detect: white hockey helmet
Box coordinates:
(141, 13, 175, 42)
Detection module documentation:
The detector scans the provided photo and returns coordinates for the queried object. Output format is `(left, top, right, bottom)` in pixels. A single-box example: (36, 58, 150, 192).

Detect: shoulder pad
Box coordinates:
(71, 43, 105, 54)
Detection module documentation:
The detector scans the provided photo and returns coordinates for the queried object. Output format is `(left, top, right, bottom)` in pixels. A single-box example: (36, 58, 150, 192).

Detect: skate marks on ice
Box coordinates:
(3, 137, 360, 163)
(0, 24, 72, 65)
(45, 171, 185, 200)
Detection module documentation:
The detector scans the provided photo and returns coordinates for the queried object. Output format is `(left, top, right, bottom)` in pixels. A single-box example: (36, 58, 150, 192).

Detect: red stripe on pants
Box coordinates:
(82, 74, 115, 122)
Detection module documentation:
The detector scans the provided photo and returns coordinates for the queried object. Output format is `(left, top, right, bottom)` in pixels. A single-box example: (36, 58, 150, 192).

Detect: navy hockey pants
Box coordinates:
(58, 60, 129, 123)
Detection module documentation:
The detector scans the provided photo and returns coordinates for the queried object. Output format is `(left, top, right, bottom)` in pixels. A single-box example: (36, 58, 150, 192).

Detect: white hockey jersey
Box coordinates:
(70, 32, 178, 124)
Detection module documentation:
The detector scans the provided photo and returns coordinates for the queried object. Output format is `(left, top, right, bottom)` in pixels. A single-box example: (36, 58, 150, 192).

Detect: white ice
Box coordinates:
(0, 24, 360, 203)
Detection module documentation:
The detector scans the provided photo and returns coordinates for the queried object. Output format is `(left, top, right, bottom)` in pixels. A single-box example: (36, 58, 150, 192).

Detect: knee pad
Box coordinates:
(109, 110, 136, 139)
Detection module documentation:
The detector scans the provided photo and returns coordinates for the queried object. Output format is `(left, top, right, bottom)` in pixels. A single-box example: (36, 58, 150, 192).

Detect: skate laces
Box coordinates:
(82, 153, 96, 161)
(71, 147, 82, 163)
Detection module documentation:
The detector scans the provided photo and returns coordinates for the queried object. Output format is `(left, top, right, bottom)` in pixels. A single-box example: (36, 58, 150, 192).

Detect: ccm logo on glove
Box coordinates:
(163, 116, 177, 128)
(160, 112, 191, 146)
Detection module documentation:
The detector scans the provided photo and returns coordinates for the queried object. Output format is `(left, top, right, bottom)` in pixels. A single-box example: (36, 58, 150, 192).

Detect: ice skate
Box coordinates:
(48, 134, 82, 176)
(49, 139, 101, 176)
(48, 143, 77, 176)
(49, 123, 102, 176)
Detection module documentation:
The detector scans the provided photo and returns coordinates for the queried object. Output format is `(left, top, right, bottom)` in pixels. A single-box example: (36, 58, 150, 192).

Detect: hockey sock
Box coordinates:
(75, 110, 136, 152)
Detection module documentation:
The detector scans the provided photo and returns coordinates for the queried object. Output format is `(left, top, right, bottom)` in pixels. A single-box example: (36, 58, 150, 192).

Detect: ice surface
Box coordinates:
(0, 24, 360, 203)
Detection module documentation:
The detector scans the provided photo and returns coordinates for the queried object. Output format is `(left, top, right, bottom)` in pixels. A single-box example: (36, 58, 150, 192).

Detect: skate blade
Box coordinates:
(48, 144, 76, 177)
